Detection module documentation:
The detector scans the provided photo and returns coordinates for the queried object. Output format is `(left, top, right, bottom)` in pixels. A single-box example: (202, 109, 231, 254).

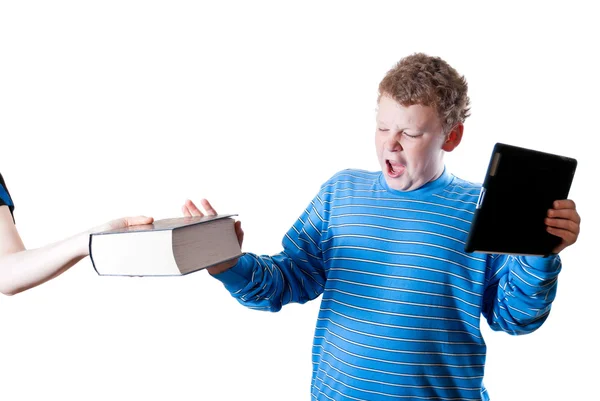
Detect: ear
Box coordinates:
(442, 123, 463, 152)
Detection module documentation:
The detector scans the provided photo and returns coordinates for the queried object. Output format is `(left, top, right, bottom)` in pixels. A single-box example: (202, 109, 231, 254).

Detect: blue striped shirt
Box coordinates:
(214, 168, 561, 401)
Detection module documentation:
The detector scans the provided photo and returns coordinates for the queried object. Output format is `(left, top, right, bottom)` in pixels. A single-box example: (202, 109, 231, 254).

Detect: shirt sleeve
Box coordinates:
(481, 253, 561, 334)
(0, 173, 15, 222)
(212, 188, 329, 312)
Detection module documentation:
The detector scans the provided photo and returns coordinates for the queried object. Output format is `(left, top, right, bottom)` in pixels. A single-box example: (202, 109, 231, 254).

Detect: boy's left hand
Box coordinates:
(546, 199, 580, 254)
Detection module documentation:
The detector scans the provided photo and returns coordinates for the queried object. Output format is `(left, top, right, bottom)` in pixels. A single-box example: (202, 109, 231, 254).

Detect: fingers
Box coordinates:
(546, 198, 581, 238)
(547, 225, 578, 244)
(182, 198, 219, 217)
(183, 199, 204, 217)
(200, 199, 218, 216)
(551, 199, 576, 210)
(546, 199, 581, 254)
(549, 225, 579, 254)
(125, 216, 154, 226)
(234, 220, 244, 247)
(548, 207, 581, 224)
(102, 215, 153, 232)
(545, 216, 580, 235)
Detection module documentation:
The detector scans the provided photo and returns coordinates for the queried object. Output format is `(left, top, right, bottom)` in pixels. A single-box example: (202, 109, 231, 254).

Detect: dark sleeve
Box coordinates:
(0, 173, 15, 222)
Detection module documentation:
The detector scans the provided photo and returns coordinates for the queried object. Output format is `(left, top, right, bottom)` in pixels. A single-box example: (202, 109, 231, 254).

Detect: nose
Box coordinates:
(386, 132, 403, 152)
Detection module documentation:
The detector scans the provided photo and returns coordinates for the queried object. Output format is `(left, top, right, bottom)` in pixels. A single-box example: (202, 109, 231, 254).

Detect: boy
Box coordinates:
(183, 53, 580, 400)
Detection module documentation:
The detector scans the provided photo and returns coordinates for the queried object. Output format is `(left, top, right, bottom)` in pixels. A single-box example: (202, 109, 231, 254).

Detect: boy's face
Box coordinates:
(375, 95, 447, 191)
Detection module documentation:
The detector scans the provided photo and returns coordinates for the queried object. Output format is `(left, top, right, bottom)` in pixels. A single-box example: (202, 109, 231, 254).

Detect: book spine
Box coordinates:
(88, 234, 101, 275)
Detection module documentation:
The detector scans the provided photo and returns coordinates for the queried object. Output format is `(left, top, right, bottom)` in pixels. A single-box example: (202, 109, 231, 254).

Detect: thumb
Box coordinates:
(234, 220, 244, 247)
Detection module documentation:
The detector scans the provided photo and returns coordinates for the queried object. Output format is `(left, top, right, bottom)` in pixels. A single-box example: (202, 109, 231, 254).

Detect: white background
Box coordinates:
(1, 1, 597, 400)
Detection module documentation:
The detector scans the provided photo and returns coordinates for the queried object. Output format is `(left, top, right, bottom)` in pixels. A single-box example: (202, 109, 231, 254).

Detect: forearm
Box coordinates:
(214, 250, 325, 312)
(0, 230, 90, 295)
(484, 255, 561, 334)
(213, 190, 329, 311)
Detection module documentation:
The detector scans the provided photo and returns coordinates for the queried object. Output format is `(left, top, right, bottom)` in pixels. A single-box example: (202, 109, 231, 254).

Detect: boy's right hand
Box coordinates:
(181, 199, 244, 275)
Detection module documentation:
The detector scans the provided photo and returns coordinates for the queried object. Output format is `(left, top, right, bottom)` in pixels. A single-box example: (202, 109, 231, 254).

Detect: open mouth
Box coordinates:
(386, 160, 406, 178)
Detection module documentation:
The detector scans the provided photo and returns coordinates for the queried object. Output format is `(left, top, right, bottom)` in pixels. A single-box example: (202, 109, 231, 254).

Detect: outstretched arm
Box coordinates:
(0, 206, 153, 296)
(182, 197, 328, 312)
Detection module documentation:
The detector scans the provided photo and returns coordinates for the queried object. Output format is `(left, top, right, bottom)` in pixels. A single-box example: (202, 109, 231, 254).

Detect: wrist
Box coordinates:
(75, 230, 93, 257)
(207, 258, 239, 276)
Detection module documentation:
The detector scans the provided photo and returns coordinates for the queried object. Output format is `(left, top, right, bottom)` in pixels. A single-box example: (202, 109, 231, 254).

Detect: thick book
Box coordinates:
(89, 214, 241, 276)
(464, 143, 577, 256)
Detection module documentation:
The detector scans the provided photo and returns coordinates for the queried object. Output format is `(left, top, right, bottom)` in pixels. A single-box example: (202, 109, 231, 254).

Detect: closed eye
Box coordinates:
(377, 128, 421, 138)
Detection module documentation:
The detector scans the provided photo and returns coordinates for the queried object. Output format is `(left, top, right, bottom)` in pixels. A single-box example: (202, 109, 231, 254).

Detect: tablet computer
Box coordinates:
(464, 143, 577, 256)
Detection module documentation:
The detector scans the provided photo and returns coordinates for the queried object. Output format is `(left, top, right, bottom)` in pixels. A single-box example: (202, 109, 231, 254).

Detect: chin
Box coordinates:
(385, 177, 410, 192)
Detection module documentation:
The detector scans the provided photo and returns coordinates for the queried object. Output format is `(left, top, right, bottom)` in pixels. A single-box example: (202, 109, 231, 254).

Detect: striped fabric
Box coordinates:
(215, 168, 561, 401)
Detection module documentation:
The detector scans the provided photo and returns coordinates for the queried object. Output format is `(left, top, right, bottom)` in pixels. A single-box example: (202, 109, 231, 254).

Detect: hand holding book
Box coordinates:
(85, 215, 154, 256)
(89, 216, 154, 235)
(181, 198, 244, 275)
